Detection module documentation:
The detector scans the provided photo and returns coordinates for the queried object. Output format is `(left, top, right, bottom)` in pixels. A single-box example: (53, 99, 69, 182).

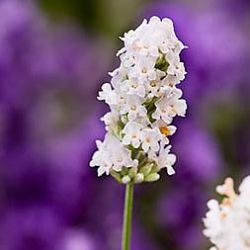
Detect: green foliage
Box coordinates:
(39, 0, 148, 38)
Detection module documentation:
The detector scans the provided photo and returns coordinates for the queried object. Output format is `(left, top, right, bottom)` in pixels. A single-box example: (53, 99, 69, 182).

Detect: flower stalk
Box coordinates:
(122, 183, 134, 250)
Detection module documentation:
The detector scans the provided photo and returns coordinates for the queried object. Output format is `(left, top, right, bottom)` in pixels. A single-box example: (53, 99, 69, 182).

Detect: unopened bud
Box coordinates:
(134, 173, 144, 183)
(145, 173, 160, 182)
(128, 167, 137, 178)
(140, 163, 154, 176)
(122, 175, 131, 184)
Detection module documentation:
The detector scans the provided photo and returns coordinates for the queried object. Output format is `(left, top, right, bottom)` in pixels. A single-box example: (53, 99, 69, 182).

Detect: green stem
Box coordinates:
(122, 183, 134, 250)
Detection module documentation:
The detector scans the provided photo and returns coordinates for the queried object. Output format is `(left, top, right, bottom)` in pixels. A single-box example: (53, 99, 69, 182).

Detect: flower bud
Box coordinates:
(122, 175, 131, 184)
(145, 173, 160, 182)
(134, 173, 144, 184)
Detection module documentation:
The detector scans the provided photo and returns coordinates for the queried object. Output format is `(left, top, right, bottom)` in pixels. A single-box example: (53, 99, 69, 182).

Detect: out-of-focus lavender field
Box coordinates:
(0, 0, 249, 249)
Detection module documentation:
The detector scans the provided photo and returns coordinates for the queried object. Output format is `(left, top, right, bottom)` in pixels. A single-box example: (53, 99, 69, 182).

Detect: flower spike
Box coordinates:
(90, 16, 187, 184)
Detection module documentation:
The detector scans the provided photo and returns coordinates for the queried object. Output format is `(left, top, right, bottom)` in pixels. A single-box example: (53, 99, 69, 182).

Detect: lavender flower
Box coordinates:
(90, 16, 187, 183)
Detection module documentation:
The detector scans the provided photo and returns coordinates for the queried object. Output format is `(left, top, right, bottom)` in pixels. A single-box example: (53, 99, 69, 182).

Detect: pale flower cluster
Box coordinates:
(90, 16, 187, 183)
(203, 176, 250, 250)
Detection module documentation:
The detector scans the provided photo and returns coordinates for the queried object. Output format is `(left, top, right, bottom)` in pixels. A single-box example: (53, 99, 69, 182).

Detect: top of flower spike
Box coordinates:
(90, 16, 187, 184)
(119, 16, 185, 54)
(203, 176, 250, 250)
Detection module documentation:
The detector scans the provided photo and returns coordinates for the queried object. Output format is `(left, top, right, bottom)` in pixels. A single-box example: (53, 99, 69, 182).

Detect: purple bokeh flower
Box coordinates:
(156, 187, 207, 250)
(173, 121, 223, 182)
(0, 206, 100, 250)
(0, 0, 108, 249)
(0, 206, 62, 250)
(59, 229, 99, 250)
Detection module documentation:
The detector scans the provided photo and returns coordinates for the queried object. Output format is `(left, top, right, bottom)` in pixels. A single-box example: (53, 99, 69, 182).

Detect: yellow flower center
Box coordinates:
(160, 126, 171, 136)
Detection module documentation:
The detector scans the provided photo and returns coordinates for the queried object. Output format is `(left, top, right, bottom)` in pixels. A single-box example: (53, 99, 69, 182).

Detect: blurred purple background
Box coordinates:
(0, 0, 249, 249)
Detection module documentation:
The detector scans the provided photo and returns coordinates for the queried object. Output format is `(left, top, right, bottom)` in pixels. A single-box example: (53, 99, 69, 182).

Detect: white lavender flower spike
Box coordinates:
(90, 16, 187, 184)
(203, 176, 250, 250)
